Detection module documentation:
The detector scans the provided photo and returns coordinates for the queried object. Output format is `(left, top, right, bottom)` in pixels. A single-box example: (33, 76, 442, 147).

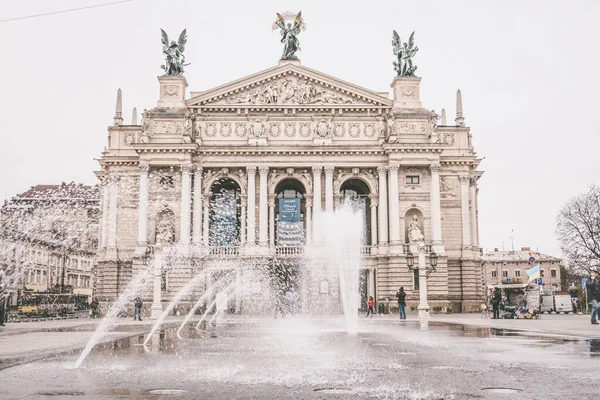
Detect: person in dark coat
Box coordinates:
(0, 291, 6, 326)
(396, 287, 407, 319)
(491, 288, 502, 319)
(133, 297, 143, 321)
(587, 271, 600, 325)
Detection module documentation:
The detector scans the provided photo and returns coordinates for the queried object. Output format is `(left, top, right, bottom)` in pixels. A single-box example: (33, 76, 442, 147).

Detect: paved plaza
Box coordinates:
(1, 313, 599, 399)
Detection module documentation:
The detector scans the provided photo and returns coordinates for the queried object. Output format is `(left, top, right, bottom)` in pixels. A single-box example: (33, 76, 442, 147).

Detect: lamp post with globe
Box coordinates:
(405, 241, 438, 320)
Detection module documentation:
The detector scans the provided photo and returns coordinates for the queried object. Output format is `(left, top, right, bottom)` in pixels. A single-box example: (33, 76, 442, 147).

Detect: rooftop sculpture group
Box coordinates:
(158, 15, 419, 79)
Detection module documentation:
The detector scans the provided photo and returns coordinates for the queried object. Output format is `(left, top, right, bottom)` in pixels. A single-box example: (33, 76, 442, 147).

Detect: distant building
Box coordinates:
(0, 182, 100, 299)
(482, 247, 563, 291)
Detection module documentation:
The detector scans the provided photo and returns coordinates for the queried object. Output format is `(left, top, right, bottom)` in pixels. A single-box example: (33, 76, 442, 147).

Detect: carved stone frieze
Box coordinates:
(153, 120, 182, 135)
(397, 122, 426, 134)
(220, 122, 232, 137)
(348, 123, 360, 138)
(364, 123, 375, 138)
(210, 76, 359, 106)
(284, 122, 296, 137)
(300, 122, 312, 138)
(333, 123, 345, 137)
(269, 123, 281, 137)
(437, 132, 455, 146)
(440, 176, 458, 199)
(235, 122, 246, 137)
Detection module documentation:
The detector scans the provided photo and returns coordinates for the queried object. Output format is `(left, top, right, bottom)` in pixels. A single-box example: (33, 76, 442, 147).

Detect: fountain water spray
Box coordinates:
(74, 261, 154, 368)
(176, 276, 230, 335)
(143, 272, 207, 346)
(195, 282, 234, 329)
(309, 201, 364, 334)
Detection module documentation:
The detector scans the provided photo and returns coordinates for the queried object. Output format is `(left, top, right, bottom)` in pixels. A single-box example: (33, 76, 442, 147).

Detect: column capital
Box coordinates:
(247, 165, 257, 175)
(109, 175, 120, 184)
(324, 166, 335, 176)
(139, 162, 150, 174)
(181, 163, 194, 174)
(370, 199, 379, 208)
(305, 199, 313, 207)
(268, 199, 276, 207)
(470, 176, 479, 187)
(192, 164, 203, 174)
(429, 161, 441, 173)
(388, 163, 399, 173)
(377, 165, 388, 175)
(312, 166, 323, 174)
(458, 174, 470, 185)
(258, 165, 269, 176)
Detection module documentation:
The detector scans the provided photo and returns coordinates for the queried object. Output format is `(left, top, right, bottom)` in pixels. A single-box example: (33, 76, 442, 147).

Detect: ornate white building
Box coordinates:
(95, 58, 484, 314)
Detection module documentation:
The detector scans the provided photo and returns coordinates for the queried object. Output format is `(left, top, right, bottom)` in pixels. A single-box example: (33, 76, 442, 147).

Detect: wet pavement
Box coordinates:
(1, 316, 600, 399)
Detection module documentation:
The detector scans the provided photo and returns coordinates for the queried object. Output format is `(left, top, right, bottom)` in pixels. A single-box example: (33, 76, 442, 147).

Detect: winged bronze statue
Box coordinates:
(392, 30, 418, 77)
(160, 29, 189, 76)
(274, 11, 305, 60)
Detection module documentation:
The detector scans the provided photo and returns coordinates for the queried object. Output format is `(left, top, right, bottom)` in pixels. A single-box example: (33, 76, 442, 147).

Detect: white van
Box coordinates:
(540, 294, 554, 313)
(553, 292, 573, 314)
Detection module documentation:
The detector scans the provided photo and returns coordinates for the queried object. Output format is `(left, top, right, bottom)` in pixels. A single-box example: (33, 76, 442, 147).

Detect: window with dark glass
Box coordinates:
(406, 176, 420, 185)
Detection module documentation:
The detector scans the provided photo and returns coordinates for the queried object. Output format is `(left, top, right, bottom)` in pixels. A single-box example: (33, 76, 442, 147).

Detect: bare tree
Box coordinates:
(556, 185, 600, 274)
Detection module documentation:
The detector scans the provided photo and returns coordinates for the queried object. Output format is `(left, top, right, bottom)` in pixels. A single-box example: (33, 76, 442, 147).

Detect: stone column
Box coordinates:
(312, 166, 322, 240)
(192, 165, 203, 246)
(459, 174, 472, 246)
(246, 166, 257, 245)
(388, 163, 400, 248)
(305, 199, 313, 245)
(100, 178, 109, 249)
(470, 177, 479, 247)
(150, 253, 163, 318)
(377, 166, 388, 247)
(324, 166, 334, 213)
(107, 175, 119, 249)
(179, 164, 193, 246)
(240, 196, 247, 246)
(136, 163, 150, 251)
(367, 269, 375, 300)
(370, 198, 378, 247)
(259, 166, 269, 246)
(268, 198, 275, 247)
(202, 201, 210, 246)
(429, 162, 444, 254)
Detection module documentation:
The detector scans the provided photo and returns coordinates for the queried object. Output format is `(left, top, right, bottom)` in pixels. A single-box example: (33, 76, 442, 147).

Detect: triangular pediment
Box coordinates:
(186, 62, 392, 108)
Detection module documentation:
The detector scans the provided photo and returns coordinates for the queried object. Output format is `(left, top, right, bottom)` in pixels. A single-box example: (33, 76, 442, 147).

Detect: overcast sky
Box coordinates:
(1, 0, 598, 257)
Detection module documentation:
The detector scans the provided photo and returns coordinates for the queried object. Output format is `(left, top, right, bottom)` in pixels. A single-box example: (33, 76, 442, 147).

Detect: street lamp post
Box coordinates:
(150, 248, 163, 319)
(406, 241, 438, 320)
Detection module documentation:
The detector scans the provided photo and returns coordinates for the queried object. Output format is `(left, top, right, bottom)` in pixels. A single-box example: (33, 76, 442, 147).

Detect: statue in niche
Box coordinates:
(408, 215, 424, 243)
(156, 210, 175, 244)
(273, 11, 305, 60)
(392, 31, 418, 77)
(160, 29, 189, 76)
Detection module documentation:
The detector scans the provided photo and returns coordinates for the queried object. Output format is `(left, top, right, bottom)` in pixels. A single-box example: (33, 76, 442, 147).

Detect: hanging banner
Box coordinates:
(279, 198, 300, 222)
(277, 198, 303, 245)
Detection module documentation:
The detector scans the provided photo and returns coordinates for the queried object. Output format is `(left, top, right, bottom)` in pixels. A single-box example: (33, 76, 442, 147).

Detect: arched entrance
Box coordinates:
(274, 179, 306, 246)
(271, 178, 307, 314)
(340, 179, 372, 311)
(339, 179, 371, 245)
(209, 178, 242, 246)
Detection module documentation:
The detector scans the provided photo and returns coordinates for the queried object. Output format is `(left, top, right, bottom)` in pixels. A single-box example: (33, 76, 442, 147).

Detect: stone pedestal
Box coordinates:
(391, 76, 422, 110)
(157, 76, 188, 108)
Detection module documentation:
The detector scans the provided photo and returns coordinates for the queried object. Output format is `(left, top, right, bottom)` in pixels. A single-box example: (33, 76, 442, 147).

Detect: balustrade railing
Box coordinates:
(274, 246, 305, 256)
(207, 246, 240, 256)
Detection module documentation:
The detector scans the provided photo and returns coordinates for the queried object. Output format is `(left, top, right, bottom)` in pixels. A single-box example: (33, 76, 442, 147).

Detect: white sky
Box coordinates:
(1, 0, 598, 258)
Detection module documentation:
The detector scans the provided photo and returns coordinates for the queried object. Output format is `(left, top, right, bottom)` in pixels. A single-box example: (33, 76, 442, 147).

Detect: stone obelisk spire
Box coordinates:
(132, 107, 138, 125)
(113, 88, 123, 125)
(455, 89, 464, 127)
(440, 108, 447, 125)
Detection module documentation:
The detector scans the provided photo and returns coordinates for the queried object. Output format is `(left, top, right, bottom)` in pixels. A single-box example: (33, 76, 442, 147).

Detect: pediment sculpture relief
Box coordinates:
(210, 77, 359, 106)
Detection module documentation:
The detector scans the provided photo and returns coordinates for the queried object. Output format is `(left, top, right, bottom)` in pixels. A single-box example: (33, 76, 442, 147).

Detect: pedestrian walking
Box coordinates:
(133, 296, 143, 321)
(492, 287, 502, 319)
(90, 298, 99, 319)
(0, 291, 6, 326)
(366, 296, 375, 317)
(396, 287, 407, 319)
(586, 271, 600, 325)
